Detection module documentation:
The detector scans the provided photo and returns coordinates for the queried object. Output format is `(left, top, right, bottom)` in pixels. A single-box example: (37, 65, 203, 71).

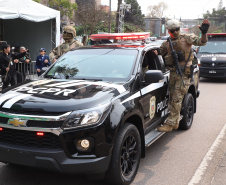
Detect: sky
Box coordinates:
(101, 0, 223, 19)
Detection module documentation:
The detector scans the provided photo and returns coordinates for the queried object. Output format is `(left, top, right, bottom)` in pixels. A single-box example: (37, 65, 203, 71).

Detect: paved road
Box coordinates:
(0, 78, 226, 185)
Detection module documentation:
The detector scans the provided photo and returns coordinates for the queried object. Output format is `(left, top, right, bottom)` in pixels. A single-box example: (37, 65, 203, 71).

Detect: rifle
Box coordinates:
(4, 56, 12, 82)
(167, 37, 185, 87)
(4, 47, 15, 82)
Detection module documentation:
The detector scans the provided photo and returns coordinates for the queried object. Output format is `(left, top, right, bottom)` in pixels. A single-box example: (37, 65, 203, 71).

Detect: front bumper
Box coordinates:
(0, 143, 111, 174)
(199, 67, 226, 78)
(0, 110, 113, 174)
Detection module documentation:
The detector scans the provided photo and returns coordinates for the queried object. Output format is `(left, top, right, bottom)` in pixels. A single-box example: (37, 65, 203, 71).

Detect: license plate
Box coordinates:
(209, 70, 216, 74)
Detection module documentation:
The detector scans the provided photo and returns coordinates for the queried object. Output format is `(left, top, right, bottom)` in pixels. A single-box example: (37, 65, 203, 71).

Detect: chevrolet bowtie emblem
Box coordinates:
(8, 118, 27, 127)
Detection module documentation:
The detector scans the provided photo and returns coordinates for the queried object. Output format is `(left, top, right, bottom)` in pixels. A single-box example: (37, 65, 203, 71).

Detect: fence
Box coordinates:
(0, 61, 39, 89)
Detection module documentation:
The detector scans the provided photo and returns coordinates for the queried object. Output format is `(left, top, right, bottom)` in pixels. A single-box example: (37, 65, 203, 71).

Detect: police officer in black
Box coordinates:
(15, 46, 31, 83)
(0, 44, 26, 90)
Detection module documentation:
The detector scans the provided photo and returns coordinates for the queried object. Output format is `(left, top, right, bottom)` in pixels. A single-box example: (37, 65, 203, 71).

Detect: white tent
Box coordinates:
(0, 0, 60, 60)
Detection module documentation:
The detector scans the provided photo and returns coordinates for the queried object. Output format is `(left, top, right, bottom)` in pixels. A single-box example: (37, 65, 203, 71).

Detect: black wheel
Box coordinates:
(105, 123, 141, 185)
(179, 93, 194, 130)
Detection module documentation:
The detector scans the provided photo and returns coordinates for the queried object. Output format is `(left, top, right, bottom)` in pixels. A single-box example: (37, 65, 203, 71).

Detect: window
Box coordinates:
(142, 50, 166, 72)
(46, 48, 138, 82)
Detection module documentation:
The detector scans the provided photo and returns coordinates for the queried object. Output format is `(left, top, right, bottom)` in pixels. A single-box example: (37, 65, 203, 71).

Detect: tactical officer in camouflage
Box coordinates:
(155, 19, 210, 132)
(49, 26, 83, 63)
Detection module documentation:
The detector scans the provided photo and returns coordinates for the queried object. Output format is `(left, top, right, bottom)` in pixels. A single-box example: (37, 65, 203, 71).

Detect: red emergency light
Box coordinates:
(207, 33, 226, 37)
(0, 128, 3, 131)
(90, 32, 150, 41)
(37, 132, 44, 136)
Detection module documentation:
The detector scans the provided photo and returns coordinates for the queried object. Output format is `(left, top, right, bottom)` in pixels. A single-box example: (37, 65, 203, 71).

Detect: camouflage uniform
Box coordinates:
(159, 33, 207, 130)
(49, 26, 83, 63)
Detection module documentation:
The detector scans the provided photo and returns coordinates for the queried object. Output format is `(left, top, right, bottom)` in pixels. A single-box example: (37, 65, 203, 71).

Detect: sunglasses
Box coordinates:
(169, 27, 180, 33)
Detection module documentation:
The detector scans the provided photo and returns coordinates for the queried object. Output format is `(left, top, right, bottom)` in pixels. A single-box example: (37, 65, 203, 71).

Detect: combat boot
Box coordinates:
(173, 116, 183, 130)
(157, 124, 173, 132)
(173, 123, 179, 130)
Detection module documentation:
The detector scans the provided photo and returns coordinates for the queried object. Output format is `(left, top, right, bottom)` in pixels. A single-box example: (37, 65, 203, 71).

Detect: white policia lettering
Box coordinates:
(14, 87, 77, 96)
(157, 97, 168, 113)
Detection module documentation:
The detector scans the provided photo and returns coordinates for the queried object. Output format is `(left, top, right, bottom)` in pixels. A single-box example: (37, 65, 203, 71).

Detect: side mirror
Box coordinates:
(144, 70, 164, 84)
(41, 67, 48, 75)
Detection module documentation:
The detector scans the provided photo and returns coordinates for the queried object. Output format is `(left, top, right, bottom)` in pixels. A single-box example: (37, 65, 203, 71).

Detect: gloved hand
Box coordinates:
(199, 19, 210, 34)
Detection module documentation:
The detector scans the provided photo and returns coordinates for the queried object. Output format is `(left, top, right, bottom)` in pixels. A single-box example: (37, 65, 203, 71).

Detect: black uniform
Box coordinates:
(0, 51, 26, 90)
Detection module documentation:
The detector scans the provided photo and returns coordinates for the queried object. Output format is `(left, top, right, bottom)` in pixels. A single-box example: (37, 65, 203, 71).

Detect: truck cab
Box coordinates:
(0, 33, 200, 185)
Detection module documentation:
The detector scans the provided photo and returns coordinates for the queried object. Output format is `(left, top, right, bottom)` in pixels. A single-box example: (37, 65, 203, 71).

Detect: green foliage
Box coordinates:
(32, 0, 40, 2)
(146, 30, 153, 36)
(48, 0, 77, 19)
(75, 22, 116, 36)
(213, 30, 222, 33)
(75, 3, 109, 34)
(75, 26, 84, 36)
(203, 7, 226, 19)
(124, 0, 145, 27)
(124, 22, 145, 32)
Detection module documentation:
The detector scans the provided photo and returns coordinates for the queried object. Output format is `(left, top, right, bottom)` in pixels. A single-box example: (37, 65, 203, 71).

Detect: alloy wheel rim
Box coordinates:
(186, 98, 193, 126)
(120, 134, 138, 177)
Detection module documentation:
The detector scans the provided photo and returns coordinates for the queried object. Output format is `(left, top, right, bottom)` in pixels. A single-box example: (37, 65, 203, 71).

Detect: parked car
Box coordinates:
(161, 36, 169, 40)
(197, 33, 226, 78)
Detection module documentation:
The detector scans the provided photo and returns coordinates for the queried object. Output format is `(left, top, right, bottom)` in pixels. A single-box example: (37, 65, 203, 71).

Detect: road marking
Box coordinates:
(188, 123, 226, 185)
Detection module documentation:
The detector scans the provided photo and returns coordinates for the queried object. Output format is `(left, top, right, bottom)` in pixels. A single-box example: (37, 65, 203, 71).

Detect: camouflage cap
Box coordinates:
(63, 26, 76, 37)
(166, 19, 180, 30)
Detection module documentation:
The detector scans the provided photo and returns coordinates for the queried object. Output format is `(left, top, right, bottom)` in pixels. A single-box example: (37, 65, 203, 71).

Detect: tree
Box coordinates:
(203, 7, 226, 19)
(48, 0, 77, 19)
(218, 0, 223, 10)
(75, 2, 109, 34)
(191, 24, 223, 35)
(147, 1, 168, 18)
(124, 22, 145, 32)
(32, 0, 40, 2)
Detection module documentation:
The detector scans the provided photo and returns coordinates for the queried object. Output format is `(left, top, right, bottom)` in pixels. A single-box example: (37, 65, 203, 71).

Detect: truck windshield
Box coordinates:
(46, 48, 138, 82)
(198, 40, 226, 54)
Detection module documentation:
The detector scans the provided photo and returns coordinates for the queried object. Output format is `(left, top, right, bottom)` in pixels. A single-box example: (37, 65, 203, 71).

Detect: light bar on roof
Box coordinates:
(90, 32, 150, 41)
(207, 33, 226, 37)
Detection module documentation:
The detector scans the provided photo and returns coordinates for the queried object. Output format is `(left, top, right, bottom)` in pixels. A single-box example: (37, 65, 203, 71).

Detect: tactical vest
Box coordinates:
(50, 40, 83, 61)
(165, 35, 193, 66)
(57, 40, 78, 56)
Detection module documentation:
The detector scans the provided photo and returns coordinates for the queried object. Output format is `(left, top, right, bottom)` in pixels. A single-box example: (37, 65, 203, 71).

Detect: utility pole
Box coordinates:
(118, 3, 131, 33)
(109, 0, 111, 33)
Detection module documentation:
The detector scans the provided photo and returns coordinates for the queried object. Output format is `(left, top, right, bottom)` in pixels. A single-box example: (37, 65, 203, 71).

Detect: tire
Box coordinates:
(105, 123, 141, 185)
(179, 93, 194, 130)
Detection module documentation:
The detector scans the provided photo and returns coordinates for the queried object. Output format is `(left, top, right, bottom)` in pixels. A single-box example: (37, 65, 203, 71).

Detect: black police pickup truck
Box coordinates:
(0, 33, 200, 185)
(197, 33, 226, 78)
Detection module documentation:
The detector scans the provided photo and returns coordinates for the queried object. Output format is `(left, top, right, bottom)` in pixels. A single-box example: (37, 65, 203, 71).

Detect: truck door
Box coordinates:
(140, 50, 169, 132)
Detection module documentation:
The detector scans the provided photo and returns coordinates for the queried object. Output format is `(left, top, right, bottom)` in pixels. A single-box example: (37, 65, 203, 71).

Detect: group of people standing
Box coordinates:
(0, 44, 29, 90)
(0, 45, 51, 90)
(0, 25, 82, 90)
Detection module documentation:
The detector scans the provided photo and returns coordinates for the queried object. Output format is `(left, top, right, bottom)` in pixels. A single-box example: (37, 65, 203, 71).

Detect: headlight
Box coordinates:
(62, 103, 111, 130)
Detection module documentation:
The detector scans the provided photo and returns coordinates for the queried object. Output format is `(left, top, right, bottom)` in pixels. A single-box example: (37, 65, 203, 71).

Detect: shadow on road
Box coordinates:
(0, 163, 105, 185)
